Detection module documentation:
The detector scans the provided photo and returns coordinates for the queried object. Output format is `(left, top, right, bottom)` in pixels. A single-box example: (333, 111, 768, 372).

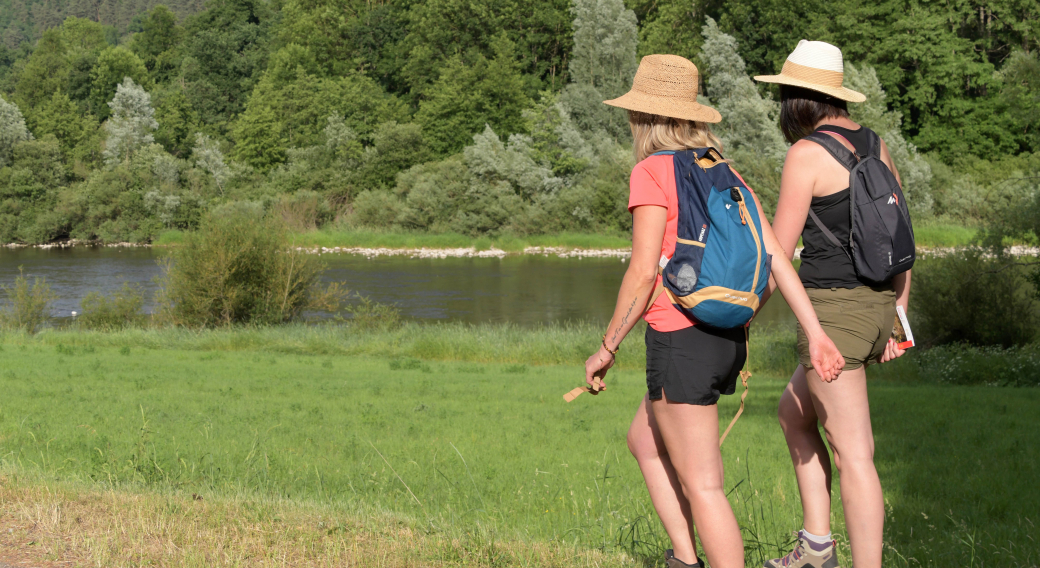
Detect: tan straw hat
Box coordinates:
(754, 40, 866, 103)
(603, 54, 721, 123)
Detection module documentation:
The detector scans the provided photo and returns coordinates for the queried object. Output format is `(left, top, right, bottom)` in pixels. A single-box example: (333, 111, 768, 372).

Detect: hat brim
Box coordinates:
(603, 91, 722, 124)
(753, 74, 866, 103)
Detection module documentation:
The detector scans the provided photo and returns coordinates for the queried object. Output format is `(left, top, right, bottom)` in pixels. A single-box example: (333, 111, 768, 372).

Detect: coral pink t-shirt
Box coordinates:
(628, 154, 691, 332)
(627, 153, 755, 332)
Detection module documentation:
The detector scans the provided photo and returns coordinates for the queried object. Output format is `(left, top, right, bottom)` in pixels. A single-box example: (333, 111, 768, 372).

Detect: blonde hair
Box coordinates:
(629, 111, 723, 162)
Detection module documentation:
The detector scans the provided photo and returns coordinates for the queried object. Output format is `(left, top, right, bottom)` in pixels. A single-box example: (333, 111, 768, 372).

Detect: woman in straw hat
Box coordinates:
(584, 54, 845, 568)
(755, 41, 912, 568)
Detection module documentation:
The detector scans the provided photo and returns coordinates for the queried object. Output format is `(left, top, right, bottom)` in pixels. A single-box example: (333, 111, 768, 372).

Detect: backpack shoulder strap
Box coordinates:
(806, 208, 852, 261)
(804, 132, 858, 171)
(865, 128, 883, 159)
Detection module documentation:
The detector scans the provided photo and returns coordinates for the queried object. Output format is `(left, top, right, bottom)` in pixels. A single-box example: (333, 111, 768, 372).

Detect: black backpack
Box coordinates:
(805, 129, 915, 285)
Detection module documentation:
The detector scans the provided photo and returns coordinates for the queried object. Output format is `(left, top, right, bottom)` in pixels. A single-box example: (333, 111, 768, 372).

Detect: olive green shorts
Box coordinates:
(796, 286, 897, 371)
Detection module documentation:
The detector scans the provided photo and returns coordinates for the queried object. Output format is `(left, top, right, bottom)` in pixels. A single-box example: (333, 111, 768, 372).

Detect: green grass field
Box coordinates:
(0, 329, 1036, 567)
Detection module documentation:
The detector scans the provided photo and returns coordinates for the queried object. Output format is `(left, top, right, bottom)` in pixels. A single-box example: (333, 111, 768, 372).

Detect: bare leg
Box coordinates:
(805, 366, 883, 568)
(778, 365, 833, 535)
(652, 392, 743, 568)
(628, 394, 699, 565)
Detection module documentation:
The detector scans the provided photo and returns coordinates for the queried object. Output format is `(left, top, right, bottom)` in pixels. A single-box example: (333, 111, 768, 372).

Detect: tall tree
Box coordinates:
(558, 0, 638, 140)
(400, 0, 572, 97)
(415, 34, 531, 156)
(103, 77, 157, 166)
(89, 46, 149, 120)
(181, 0, 271, 128)
(0, 94, 32, 166)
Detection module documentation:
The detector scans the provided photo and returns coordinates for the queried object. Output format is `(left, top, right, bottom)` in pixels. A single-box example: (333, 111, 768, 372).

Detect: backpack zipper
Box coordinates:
(733, 188, 762, 294)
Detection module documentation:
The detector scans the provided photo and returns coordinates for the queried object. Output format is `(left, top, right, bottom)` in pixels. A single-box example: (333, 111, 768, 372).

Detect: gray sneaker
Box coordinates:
(763, 532, 839, 568)
(666, 548, 704, 568)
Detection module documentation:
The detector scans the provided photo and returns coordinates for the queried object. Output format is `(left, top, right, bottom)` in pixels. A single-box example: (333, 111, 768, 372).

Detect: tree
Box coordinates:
(192, 132, 231, 194)
(14, 28, 68, 111)
(0, 94, 32, 166)
(182, 0, 272, 127)
(90, 47, 149, 121)
(399, 0, 572, 97)
(27, 91, 97, 160)
(130, 5, 183, 76)
(154, 88, 200, 157)
(699, 18, 787, 211)
(998, 50, 1040, 153)
(557, 0, 638, 140)
(416, 34, 532, 156)
(103, 78, 158, 167)
(231, 54, 406, 169)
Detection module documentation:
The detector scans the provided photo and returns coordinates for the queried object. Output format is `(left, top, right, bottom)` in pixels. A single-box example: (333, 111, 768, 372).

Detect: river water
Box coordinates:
(0, 248, 795, 327)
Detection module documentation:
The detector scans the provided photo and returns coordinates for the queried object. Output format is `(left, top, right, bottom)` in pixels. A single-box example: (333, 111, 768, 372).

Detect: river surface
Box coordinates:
(0, 248, 795, 327)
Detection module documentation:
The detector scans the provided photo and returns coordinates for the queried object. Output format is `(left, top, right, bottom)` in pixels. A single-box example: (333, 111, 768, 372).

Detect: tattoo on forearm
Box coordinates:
(610, 295, 639, 345)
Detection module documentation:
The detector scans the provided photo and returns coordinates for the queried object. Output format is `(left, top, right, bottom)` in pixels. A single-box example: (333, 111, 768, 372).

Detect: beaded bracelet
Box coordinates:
(602, 336, 620, 357)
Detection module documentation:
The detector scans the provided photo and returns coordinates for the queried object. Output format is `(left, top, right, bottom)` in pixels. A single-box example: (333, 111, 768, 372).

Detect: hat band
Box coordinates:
(780, 60, 844, 88)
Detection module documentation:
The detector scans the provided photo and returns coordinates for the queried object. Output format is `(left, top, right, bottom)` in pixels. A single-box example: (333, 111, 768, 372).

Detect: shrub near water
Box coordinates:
(0, 267, 56, 334)
(912, 250, 1039, 347)
(77, 283, 146, 330)
(159, 211, 343, 327)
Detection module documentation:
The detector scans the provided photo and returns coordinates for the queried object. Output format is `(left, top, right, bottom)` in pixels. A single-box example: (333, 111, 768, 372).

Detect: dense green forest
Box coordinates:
(0, 0, 1037, 244)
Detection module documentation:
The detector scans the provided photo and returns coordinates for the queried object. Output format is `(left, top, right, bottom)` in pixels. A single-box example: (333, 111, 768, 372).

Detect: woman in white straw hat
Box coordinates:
(755, 41, 913, 568)
(583, 53, 844, 568)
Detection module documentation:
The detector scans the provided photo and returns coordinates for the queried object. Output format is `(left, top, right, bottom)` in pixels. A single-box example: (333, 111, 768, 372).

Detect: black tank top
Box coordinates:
(798, 125, 874, 289)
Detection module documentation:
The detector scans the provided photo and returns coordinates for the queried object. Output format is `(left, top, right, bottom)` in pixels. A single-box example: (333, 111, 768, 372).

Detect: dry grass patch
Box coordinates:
(0, 477, 634, 567)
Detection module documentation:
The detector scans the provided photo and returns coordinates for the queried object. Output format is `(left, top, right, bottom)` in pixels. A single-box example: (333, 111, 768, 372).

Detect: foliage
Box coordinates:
(346, 294, 402, 331)
(89, 46, 149, 121)
(103, 78, 158, 167)
(699, 17, 786, 212)
(416, 35, 531, 157)
(912, 250, 1039, 347)
(0, 93, 31, 166)
(78, 283, 146, 330)
(0, 0, 1037, 243)
(557, 0, 637, 141)
(158, 210, 335, 327)
(0, 267, 56, 333)
(191, 132, 230, 194)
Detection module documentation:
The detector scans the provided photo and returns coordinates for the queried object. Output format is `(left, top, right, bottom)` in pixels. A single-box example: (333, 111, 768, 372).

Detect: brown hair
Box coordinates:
(779, 85, 850, 144)
(629, 111, 723, 162)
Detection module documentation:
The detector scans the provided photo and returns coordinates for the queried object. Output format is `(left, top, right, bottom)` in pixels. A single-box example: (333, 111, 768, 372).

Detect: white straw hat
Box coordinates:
(754, 40, 865, 103)
(603, 54, 721, 123)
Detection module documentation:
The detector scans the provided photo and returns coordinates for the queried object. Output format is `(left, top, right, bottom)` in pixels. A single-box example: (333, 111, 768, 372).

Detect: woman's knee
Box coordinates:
(831, 440, 875, 473)
(677, 468, 725, 501)
(778, 390, 814, 433)
(627, 421, 662, 462)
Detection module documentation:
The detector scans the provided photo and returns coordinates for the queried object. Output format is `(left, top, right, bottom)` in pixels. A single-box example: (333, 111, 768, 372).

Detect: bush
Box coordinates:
(0, 267, 57, 334)
(78, 283, 146, 330)
(352, 190, 403, 228)
(347, 294, 402, 331)
(912, 250, 1040, 347)
(271, 190, 333, 231)
(158, 210, 343, 327)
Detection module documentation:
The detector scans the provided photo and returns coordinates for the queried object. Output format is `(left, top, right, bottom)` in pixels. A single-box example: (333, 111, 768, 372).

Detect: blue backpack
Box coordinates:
(653, 148, 771, 329)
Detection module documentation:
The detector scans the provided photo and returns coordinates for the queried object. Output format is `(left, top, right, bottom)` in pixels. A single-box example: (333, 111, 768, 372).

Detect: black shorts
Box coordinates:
(645, 324, 747, 406)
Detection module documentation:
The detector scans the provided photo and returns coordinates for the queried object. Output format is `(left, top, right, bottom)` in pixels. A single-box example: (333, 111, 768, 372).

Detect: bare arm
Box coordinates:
(585, 205, 666, 386)
(751, 191, 845, 381)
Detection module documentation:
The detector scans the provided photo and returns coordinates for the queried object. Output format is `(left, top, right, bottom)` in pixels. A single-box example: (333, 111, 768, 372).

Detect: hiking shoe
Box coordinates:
(763, 532, 839, 568)
(665, 548, 704, 568)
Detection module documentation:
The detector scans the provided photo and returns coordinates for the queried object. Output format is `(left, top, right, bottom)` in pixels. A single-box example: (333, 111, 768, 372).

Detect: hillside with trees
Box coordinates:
(0, 0, 1036, 244)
